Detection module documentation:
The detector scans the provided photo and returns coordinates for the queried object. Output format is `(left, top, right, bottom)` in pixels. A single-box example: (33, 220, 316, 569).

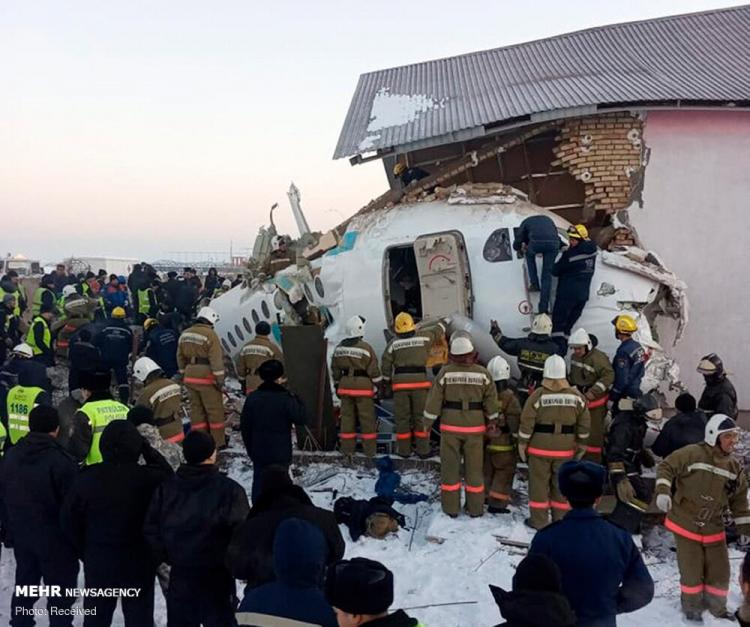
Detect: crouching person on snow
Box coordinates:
(656, 414, 750, 622)
(529, 460, 654, 627)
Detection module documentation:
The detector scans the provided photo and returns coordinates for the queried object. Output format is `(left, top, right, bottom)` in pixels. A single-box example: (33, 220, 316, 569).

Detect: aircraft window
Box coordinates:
(221, 339, 231, 353)
(273, 291, 285, 311)
(242, 317, 253, 334)
(483, 228, 513, 263)
(314, 276, 325, 298)
(304, 283, 314, 302)
(227, 332, 237, 348)
(251, 309, 260, 324)
(234, 325, 244, 342)
(261, 301, 270, 319)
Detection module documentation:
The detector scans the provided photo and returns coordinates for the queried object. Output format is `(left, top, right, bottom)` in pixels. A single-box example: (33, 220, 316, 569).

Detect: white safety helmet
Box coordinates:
(487, 356, 511, 381)
(271, 235, 285, 252)
(222, 279, 232, 288)
(62, 285, 78, 298)
(133, 357, 162, 383)
(543, 354, 567, 379)
(531, 313, 553, 336)
(344, 315, 366, 339)
(12, 343, 33, 359)
(568, 328, 592, 350)
(197, 306, 220, 325)
(450, 336, 474, 356)
(705, 414, 739, 447)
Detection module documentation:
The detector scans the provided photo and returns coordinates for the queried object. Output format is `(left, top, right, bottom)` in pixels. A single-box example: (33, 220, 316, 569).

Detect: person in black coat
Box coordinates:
(490, 554, 576, 627)
(144, 431, 249, 627)
(651, 393, 707, 459)
(528, 460, 654, 627)
(227, 466, 345, 594)
(67, 328, 103, 397)
(240, 359, 307, 501)
(1, 406, 79, 626)
(697, 353, 738, 419)
(61, 420, 173, 627)
(512, 215, 561, 314)
(94, 311, 133, 403)
(140, 318, 179, 378)
(551, 225, 597, 337)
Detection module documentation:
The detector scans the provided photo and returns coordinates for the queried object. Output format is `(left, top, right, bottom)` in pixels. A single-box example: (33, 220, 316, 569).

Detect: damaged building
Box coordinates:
(334, 6, 750, 410)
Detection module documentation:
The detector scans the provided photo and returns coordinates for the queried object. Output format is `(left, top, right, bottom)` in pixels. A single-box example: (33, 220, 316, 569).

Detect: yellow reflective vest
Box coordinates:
(78, 399, 129, 465)
(7, 385, 45, 444)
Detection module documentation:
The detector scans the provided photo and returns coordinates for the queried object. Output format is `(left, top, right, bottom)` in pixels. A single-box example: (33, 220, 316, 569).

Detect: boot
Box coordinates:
(488, 506, 510, 514)
(708, 609, 736, 621)
(524, 517, 545, 531)
(683, 609, 703, 623)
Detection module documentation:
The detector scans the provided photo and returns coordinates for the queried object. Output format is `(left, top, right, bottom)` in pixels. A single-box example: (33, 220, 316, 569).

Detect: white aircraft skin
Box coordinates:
(211, 192, 681, 390)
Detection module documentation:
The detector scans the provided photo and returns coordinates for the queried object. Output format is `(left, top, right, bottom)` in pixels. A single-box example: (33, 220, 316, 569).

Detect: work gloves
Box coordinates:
(616, 478, 636, 503)
(656, 494, 672, 512)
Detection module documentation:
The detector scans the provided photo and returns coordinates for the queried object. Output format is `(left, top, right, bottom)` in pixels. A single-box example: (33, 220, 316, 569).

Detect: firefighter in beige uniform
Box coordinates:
(331, 315, 382, 457)
(177, 307, 227, 447)
(518, 354, 590, 529)
(423, 336, 498, 518)
(656, 414, 750, 622)
(236, 321, 283, 393)
(567, 328, 614, 463)
(381, 312, 445, 458)
(133, 356, 185, 445)
(484, 356, 522, 514)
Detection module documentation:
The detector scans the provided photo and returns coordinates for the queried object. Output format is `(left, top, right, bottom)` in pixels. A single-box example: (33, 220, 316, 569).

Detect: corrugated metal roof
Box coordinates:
(334, 6, 750, 159)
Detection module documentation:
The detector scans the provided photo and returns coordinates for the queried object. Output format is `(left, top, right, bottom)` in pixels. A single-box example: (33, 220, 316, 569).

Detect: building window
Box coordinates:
(483, 228, 513, 263)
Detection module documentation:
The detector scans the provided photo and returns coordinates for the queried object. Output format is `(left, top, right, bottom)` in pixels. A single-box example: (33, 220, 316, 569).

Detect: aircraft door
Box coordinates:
(413, 231, 472, 320)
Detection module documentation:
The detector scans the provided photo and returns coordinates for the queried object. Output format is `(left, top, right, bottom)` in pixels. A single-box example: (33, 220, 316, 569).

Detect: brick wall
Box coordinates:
(552, 113, 647, 214)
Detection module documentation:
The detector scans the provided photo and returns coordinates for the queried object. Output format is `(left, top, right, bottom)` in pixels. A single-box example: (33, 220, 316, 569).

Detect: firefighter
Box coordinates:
(236, 321, 284, 394)
(133, 356, 185, 445)
(656, 414, 750, 621)
(518, 355, 590, 530)
(260, 236, 294, 277)
(484, 355, 522, 514)
(25, 302, 56, 366)
(568, 328, 614, 463)
(423, 336, 498, 518)
(31, 274, 58, 317)
(66, 370, 129, 465)
(696, 353, 738, 419)
(177, 306, 227, 447)
(606, 393, 662, 534)
(94, 306, 134, 404)
(490, 313, 564, 404)
(6, 369, 53, 445)
(331, 315, 381, 458)
(381, 312, 445, 458)
(610, 314, 645, 412)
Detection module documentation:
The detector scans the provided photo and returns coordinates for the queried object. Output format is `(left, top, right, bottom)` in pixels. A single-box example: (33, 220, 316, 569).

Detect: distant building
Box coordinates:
(335, 6, 750, 408)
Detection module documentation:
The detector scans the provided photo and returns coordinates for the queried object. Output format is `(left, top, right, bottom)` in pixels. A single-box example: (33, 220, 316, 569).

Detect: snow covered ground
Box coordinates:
(0, 434, 747, 626)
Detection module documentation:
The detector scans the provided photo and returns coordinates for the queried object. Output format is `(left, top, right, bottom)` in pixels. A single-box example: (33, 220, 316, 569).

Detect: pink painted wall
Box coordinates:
(632, 109, 750, 409)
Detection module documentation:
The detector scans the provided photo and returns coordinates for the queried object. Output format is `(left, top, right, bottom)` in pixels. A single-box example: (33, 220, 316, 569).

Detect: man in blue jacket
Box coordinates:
(551, 224, 597, 338)
(528, 460, 654, 627)
(94, 307, 133, 403)
(610, 315, 645, 412)
(140, 317, 179, 378)
(240, 359, 307, 501)
(513, 214, 561, 314)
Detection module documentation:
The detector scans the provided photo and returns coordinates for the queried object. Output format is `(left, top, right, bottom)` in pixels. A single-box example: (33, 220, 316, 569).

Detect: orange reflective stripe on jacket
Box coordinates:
(339, 433, 357, 440)
(360, 433, 377, 440)
(465, 484, 484, 494)
(396, 433, 412, 440)
(664, 517, 726, 544)
(529, 501, 550, 509)
(338, 388, 374, 398)
(705, 585, 728, 597)
(441, 483, 461, 492)
(680, 584, 704, 595)
(550, 501, 571, 511)
(587, 395, 609, 409)
(527, 447, 575, 458)
(184, 376, 216, 385)
(166, 432, 185, 443)
(190, 422, 208, 430)
(489, 491, 510, 501)
(392, 381, 432, 391)
(440, 424, 486, 435)
(208, 422, 225, 430)
(585, 445, 603, 454)
(413, 431, 428, 438)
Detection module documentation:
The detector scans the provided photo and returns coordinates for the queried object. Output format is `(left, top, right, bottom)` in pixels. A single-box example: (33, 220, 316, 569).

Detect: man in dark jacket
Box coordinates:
(326, 558, 422, 627)
(236, 518, 336, 627)
(240, 359, 307, 500)
(140, 317, 179, 378)
(61, 420, 172, 626)
(651, 393, 707, 459)
(610, 315, 645, 412)
(697, 353, 738, 419)
(490, 554, 576, 627)
(94, 307, 133, 403)
(512, 214, 561, 314)
(67, 328, 103, 397)
(144, 431, 249, 627)
(1, 293, 21, 364)
(551, 225, 597, 337)
(529, 460, 654, 627)
(1, 343, 52, 424)
(227, 466, 345, 592)
(1, 406, 79, 626)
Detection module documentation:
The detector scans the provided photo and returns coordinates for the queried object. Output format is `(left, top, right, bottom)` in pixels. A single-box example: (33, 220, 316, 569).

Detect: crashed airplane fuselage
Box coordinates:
(211, 186, 686, 393)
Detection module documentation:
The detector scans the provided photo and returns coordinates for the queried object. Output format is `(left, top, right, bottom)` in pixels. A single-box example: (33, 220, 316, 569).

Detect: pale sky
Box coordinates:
(1, 0, 739, 264)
